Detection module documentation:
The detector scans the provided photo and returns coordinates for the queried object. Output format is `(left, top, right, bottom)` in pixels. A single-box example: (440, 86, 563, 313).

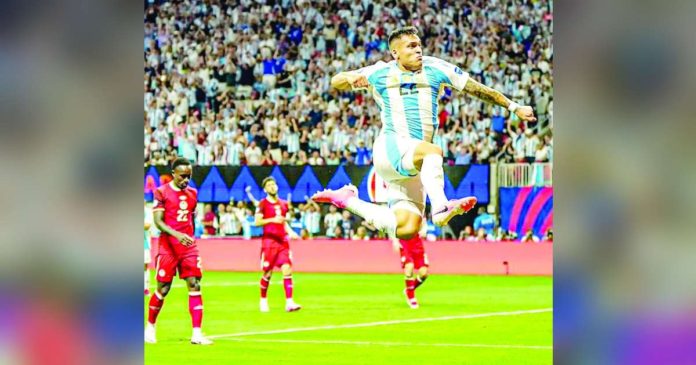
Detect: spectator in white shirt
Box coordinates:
(244, 140, 263, 165)
(302, 200, 322, 237)
(323, 205, 342, 237)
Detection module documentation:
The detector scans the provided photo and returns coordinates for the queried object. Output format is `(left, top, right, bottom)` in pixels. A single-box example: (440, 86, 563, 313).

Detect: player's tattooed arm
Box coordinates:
(462, 78, 512, 108)
(462, 78, 537, 122)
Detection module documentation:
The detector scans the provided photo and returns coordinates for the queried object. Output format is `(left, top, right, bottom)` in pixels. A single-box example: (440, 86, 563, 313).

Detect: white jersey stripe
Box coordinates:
(416, 70, 435, 142)
(385, 67, 410, 138)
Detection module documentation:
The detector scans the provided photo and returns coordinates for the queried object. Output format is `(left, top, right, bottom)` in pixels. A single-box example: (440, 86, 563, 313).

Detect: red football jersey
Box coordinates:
(256, 197, 289, 243)
(153, 182, 199, 257)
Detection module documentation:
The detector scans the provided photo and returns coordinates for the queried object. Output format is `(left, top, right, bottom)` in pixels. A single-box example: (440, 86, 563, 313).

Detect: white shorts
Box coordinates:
(373, 133, 425, 215)
(144, 248, 151, 264)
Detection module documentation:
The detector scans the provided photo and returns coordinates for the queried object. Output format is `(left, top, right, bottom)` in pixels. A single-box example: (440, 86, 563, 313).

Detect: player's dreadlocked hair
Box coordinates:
(262, 176, 276, 188)
(388, 26, 419, 47)
(171, 157, 192, 171)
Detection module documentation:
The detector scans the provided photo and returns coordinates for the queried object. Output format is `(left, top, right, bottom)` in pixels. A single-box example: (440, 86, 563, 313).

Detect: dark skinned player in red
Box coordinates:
(145, 157, 212, 345)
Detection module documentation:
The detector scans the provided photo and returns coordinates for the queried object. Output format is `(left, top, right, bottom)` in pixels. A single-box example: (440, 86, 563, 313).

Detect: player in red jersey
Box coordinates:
(396, 222, 430, 309)
(145, 158, 212, 345)
(255, 177, 302, 312)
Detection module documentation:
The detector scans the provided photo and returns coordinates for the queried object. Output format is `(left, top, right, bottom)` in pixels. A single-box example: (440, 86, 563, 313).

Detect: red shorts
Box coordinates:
(155, 254, 202, 282)
(260, 241, 292, 271)
(400, 247, 429, 270)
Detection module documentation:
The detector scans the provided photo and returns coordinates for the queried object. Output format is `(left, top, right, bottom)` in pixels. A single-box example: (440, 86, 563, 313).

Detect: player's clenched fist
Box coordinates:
(514, 105, 536, 122)
(348, 73, 369, 89)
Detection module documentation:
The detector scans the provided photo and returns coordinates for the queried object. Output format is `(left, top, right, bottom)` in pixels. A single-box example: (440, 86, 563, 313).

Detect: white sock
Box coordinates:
(420, 154, 447, 210)
(345, 198, 397, 238)
(144, 270, 150, 290)
(192, 327, 202, 337)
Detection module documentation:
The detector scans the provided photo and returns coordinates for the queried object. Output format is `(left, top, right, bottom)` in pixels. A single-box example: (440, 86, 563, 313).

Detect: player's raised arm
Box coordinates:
(462, 78, 537, 122)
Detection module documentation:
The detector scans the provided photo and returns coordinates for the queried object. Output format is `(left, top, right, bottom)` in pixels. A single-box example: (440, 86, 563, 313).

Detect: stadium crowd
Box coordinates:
(144, 0, 553, 168)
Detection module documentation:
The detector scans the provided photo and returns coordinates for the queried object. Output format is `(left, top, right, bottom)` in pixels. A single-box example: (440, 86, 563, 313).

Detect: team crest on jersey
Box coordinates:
(179, 201, 188, 209)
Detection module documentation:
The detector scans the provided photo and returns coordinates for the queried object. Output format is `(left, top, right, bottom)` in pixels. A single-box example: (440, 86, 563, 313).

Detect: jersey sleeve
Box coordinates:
(255, 200, 264, 215)
(427, 57, 469, 92)
(355, 61, 388, 88)
(153, 189, 165, 212)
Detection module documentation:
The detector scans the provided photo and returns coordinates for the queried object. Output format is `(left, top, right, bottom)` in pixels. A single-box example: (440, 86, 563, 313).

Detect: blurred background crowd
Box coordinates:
(144, 0, 553, 168)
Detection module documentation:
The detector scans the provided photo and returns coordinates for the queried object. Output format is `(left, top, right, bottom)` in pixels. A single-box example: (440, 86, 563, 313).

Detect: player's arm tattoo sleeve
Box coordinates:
(462, 78, 512, 109)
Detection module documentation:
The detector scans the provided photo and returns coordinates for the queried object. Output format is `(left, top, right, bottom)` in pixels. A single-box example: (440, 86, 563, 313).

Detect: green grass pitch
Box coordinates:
(145, 272, 552, 365)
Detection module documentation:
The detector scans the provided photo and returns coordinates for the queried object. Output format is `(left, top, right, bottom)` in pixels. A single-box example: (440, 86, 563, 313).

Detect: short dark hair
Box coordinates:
(171, 157, 192, 171)
(262, 176, 276, 188)
(388, 26, 419, 47)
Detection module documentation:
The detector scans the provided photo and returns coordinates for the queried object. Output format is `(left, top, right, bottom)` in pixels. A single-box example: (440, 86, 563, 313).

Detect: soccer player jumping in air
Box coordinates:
(313, 27, 536, 307)
(145, 158, 212, 345)
(254, 177, 302, 313)
(314, 26, 535, 241)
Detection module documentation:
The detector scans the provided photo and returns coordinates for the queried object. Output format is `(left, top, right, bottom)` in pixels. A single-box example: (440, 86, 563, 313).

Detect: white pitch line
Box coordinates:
(209, 308, 552, 339)
(219, 338, 552, 350)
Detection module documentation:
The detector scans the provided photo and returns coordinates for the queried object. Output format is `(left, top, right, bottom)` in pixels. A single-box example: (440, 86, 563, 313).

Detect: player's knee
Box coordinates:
(186, 278, 201, 292)
(158, 283, 172, 297)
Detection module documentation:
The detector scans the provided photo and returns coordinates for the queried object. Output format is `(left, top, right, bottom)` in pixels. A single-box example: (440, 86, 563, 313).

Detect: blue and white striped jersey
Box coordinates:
(356, 56, 469, 142)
